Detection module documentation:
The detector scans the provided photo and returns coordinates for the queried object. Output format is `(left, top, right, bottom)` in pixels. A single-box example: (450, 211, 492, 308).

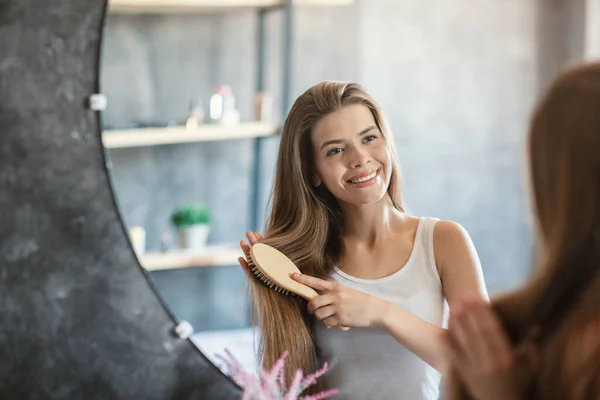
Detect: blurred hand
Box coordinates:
(442, 295, 521, 400)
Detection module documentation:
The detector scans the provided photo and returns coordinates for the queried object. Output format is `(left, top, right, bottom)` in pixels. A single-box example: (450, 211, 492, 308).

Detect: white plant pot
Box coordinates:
(178, 224, 210, 250)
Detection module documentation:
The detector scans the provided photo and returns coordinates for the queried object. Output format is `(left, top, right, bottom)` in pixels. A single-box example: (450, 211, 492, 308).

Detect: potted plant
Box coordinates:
(171, 203, 212, 250)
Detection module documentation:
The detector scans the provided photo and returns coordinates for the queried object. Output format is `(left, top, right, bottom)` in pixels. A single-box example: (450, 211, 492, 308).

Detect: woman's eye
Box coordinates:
(327, 148, 343, 156)
(363, 134, 377, 143)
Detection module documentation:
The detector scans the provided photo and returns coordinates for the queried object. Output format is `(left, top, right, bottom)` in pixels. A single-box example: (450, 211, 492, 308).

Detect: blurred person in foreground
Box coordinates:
(443, 61, 600, 400)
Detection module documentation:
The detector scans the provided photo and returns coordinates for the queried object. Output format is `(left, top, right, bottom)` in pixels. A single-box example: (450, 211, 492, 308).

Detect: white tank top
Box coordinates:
(314, 217, 447, 400)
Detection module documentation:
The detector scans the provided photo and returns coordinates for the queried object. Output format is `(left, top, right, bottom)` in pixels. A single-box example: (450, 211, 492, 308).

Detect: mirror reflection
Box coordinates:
(100, 0, 288, 373)
(99, 0, 599, 398)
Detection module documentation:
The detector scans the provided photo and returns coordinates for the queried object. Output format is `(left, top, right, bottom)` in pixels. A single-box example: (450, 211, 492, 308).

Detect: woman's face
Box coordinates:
(311, 104, 392, 206)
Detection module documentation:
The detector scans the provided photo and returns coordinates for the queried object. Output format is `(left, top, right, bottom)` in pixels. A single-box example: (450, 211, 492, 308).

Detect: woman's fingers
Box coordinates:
(449, 297, 515, 377)
(463, 302, 493, 361)
(439, 331, 459, 374)
(291, 273, 335, 293)
(241, 230, 264, 256)
(308, 293, 336, 314)
(240, 232, 264, 279)
(238, 239, 255, 280)
(321, 315, 340, 330)
(448, 303, 477, 364)
(444, 297, 519, 400)
(238, 256, 249, 270)
(467, 299, 514, 367)
(314, 305, 337, 322)
(240, 240, 251, 255)
(246, 231, 263, 245)
(312, 305, 339, 329)
(237, 256, 254, 280)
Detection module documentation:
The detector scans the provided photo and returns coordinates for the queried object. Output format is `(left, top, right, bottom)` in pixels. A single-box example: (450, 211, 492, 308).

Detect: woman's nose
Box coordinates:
(349, 147, 370, 168)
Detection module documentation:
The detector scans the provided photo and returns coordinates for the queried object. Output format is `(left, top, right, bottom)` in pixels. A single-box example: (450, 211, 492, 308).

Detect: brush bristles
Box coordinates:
(247, 254, 292, 296)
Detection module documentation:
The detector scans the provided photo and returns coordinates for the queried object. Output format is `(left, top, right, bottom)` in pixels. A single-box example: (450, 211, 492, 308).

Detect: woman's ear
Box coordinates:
(313, 175, 321, 187)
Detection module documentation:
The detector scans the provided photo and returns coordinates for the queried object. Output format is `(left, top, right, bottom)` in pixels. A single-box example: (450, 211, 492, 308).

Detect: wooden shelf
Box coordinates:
(108, 0, 353, 13)
(102, 122, 279, 148)
(139, 245, 244, 271)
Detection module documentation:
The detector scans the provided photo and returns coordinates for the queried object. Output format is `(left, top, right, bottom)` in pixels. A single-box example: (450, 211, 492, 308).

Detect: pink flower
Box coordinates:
(216, 349, 338, 400)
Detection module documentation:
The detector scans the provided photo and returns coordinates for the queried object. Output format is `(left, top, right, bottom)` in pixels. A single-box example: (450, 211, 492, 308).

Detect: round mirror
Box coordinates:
(99, 0, 361, 384)
(97, 0, 561, 395)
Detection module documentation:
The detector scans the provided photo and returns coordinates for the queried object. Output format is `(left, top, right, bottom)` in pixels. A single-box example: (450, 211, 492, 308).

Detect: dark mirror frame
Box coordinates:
(0, 1, 241, 398)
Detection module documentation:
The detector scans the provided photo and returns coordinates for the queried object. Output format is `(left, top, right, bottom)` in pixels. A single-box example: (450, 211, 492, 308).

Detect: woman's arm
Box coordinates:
(292, 272, 447, 370)
(442, 296, 521, 400)
(291, 221, 488, 371)
(434, 220, 489, 305)
(376, 301, 447, 370)
(443, 299, 600, 400)
(376, 221, 489, 370)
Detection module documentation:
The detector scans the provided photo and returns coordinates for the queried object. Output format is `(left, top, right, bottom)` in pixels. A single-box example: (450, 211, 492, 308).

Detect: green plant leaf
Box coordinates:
(171, 203, 211, 227)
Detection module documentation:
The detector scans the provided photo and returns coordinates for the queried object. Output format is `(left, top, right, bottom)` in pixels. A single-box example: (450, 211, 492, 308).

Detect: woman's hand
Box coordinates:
(237, 231, 263, 278)
(291, 273, 389, 329)
(443, 295, 521, 400)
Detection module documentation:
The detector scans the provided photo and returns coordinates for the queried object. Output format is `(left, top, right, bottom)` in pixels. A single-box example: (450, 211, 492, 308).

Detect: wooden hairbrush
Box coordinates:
(247, 242, 349, 331)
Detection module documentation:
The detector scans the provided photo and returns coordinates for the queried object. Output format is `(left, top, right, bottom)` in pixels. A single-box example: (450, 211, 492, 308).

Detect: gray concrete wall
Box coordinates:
(99, 1, 593, 330)
(100, 6, 358, 252)
(536, 0, 588, 93)
(358, 0, 538, 292)
(586, 0, 600, 58)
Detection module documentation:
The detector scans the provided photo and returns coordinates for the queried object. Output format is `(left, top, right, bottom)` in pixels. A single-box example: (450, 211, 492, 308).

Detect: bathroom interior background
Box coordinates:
(100, 0, 600, 372)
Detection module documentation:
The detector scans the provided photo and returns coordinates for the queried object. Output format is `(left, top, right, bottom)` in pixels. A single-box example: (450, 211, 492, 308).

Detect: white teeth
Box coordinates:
(350, 171, 377, 184)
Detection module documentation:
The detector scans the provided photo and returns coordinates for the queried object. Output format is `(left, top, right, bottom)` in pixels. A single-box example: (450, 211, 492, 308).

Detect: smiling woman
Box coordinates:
(312, 105, 391, 203)
(239, 81, 489, 399)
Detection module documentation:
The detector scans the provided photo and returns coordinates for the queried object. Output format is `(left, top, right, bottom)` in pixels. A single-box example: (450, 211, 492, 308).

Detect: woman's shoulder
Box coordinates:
(400, 214, 474, 248)
(425, 218, 480, 279)
(406, 215, 472, 243)
(430, 219, 476, 257)
(431, 219, 472, 243)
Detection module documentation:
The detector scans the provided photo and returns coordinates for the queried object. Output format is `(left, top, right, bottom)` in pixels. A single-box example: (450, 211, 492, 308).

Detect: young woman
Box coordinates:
(238, 81, 488, 399)
(443, 62, 600, 400)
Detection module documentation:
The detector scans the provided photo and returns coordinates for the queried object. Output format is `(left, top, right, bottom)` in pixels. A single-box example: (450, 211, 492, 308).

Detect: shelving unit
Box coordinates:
(102, 122, 279, 149)
(103, 0, 352, 271)
(109, 0, 352, 14)
(139, 245, 243, 271)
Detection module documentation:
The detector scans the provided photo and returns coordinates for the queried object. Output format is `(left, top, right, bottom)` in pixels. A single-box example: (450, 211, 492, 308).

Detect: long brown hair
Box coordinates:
(249, 81, 404, 387)
(447, 62, 600, 399)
